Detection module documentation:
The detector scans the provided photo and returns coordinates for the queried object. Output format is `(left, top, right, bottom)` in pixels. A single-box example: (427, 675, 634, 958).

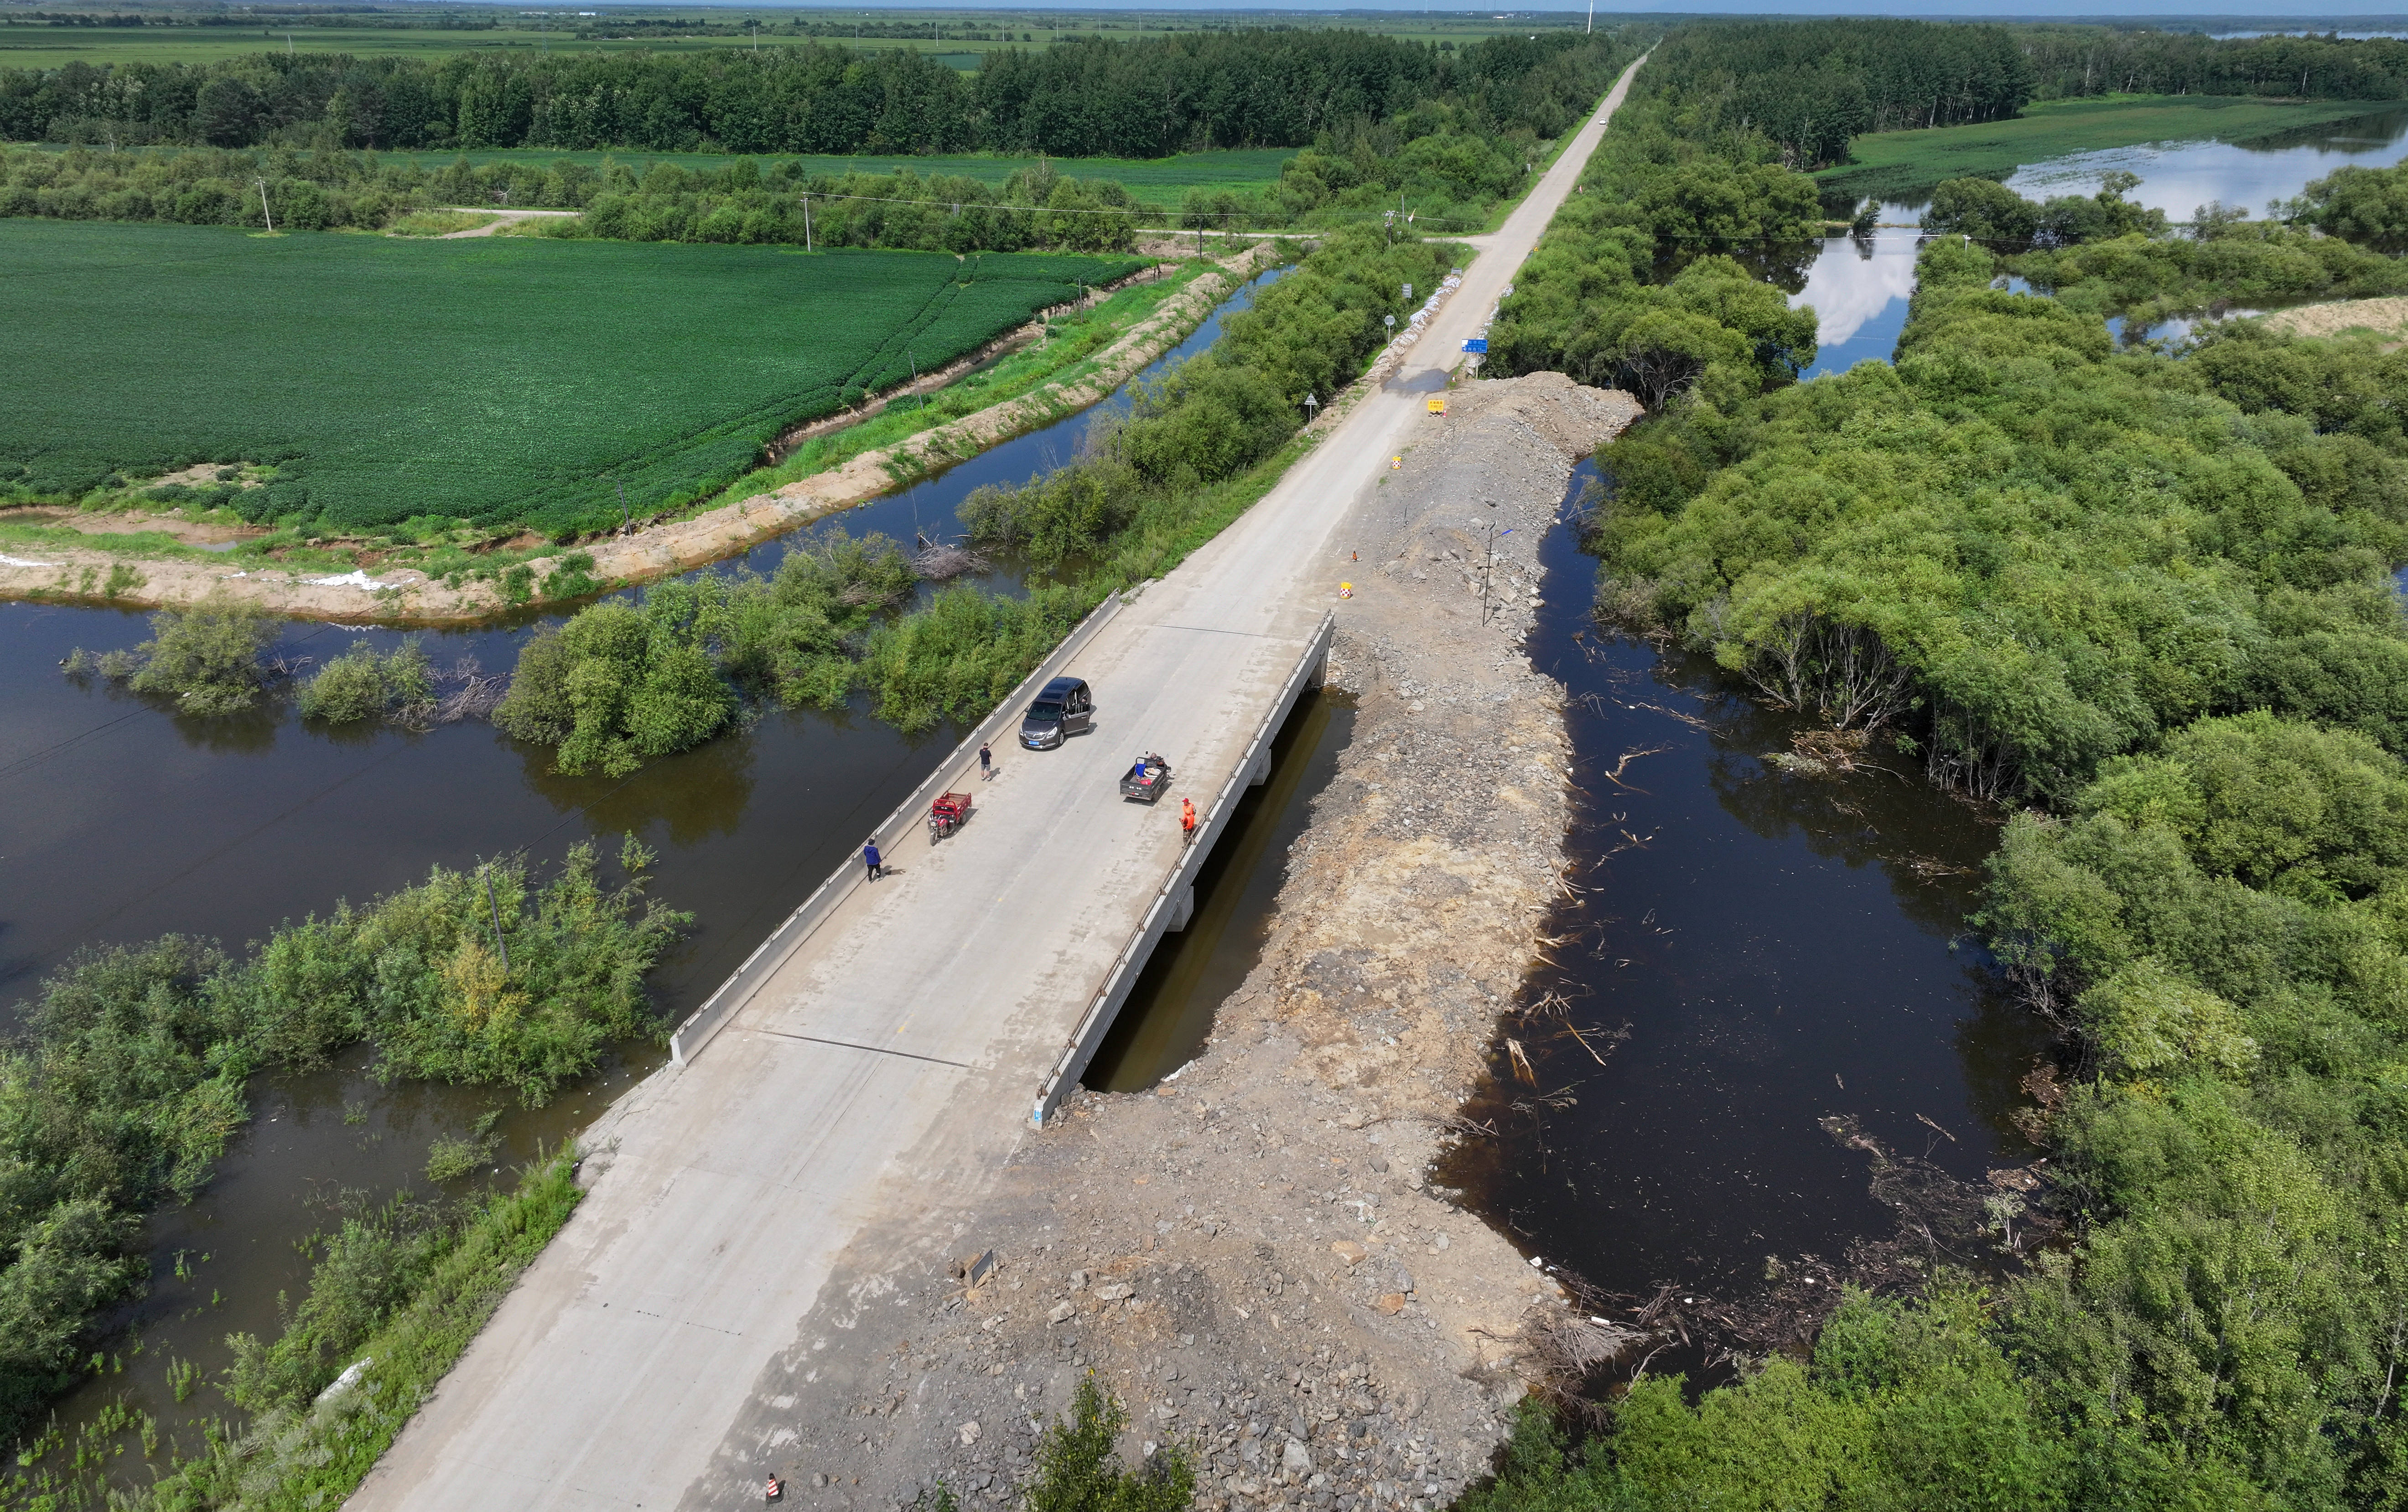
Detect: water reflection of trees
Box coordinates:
(515, 721, 758, 845)
(1652, 239, 1820, 296)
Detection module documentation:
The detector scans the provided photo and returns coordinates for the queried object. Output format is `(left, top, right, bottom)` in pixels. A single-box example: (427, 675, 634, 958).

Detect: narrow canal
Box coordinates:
(1440, 466, 2045, 1335)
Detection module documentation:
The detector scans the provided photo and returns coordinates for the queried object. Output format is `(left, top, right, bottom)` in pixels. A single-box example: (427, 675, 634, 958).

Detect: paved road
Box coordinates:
(349, 57, 1645, 1512)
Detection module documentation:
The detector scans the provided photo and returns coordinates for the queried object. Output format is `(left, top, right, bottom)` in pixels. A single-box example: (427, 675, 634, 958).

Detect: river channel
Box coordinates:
(0, 262, 1287, 1474)
(1791, 103, 2408, 378)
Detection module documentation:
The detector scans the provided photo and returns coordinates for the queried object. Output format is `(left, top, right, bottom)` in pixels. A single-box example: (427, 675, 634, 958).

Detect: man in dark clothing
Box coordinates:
(863, 838, 882, 880)
(979, 743, 993, 781)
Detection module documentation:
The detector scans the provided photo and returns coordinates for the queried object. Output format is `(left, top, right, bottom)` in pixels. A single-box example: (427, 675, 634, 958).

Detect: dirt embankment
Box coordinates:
(685, 376, 1644, 1512)
(0, 246, 1276, 626)
(2261, 296, 2408, 342)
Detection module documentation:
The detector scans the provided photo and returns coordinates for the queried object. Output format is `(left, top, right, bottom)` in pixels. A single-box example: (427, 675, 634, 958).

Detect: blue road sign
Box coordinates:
(1463, 337, 1488, 353)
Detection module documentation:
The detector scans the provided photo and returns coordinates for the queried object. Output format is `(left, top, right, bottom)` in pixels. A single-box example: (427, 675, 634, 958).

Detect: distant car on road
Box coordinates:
(1020, 676, 1093, 749)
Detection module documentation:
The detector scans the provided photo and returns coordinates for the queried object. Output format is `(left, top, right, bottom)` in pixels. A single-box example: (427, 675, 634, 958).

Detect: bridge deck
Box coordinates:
(347, 58, 1644, 1512)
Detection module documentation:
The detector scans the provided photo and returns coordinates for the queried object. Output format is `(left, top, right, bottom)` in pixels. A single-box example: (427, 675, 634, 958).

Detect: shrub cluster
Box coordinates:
(64, 592, 283, 715)
(1483, 86, 1824, 406)
(298, 638, 432, 724)
(494, 534, 914, 773)
(0, 840, 681, 1444)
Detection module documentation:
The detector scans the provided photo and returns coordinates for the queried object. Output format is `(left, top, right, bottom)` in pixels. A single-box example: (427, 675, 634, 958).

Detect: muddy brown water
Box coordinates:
(0, 267, 1287, 1478)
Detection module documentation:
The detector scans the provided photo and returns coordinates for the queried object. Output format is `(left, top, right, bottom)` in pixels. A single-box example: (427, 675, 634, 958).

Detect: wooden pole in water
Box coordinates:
(483, 866, 510, 973)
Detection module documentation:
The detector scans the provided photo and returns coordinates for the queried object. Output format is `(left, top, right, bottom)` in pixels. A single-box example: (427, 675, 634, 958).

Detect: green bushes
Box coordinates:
(549, 161, 1143, 256)
(2299, 161, 2408, 251)
(495, 535, 915, 771)
(962, 224, 1454, 554)
(1920, 169, 2169, 246)
(860, 582, 1093, 733)
(493, 595, 738, 778)
(63, 592, 282, 714)
(299, 638, 432, 724)
(0, 842, 680, 1443)
(1955, 713, 2408, 1504)
(1578, 236, 2408, 803)
(1025, 1376, 1194, 1512)
(1464, 1283, 2076, 1512)
(135, 1154, 586, 1512)
(1483, 78, 1825, 403)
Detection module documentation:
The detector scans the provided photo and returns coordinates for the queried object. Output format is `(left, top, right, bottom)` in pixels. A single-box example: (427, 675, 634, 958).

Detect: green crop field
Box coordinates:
(1816, 94, 2398, 202)
(0, 219, 1134, 537)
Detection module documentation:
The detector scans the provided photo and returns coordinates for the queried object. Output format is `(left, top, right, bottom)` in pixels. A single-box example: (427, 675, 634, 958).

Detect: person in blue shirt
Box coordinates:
(863, 837, 882, 880)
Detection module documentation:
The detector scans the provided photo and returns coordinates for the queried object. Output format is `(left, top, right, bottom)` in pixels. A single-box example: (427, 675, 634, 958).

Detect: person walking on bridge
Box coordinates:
(979, 741, 993, 781)
(862, 836, 882, 881)
(1181, 797, 1197, 845)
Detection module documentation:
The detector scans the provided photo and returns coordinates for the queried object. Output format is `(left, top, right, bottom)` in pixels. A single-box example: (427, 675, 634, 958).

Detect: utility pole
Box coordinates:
(801, 192, 812, 250)
(616, 478, 630, 534)
(255, 177, 275, 233)
(1587, 0, 1594, 33)
(1481, 502, 1498, 623)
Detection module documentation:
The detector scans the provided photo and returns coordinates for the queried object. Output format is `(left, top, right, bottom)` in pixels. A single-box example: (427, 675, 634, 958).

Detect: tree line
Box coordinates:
(1473, 20, 2408, 1502)
(0, 29, 1621, 158)
(2018, 22, 2408, 101)
(1572, 19, 2408, 176)
(1642, 19, 2034, 169)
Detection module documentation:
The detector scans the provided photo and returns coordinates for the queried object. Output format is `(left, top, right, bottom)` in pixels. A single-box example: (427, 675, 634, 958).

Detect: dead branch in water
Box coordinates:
(1505, 1038, 1536, 1085)
(1597, 744, 1672, 792)
(913, 543, 991, 581)
(1561, 1020, 1630, 1067)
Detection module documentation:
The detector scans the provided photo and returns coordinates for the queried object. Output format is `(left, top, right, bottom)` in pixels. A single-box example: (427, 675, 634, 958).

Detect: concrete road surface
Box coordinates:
(348, 56, 1645, 1512)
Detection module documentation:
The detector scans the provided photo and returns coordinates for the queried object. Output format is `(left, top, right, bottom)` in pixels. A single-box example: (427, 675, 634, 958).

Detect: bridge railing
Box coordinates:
(667, 590, 1128, 1066)
(1033, 609, 1335, 1123)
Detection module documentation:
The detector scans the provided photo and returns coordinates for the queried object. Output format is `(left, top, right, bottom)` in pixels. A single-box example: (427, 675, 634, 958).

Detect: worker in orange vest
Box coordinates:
(1181, 797, 1198, 844)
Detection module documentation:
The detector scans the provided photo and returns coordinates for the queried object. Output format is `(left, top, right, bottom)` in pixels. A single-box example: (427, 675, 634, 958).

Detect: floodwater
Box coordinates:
(1790, 104, 2408, 376)
(1081, 689, 1357, 1092)
(1441, 464, 2050, 1334)
(0, 263, 1284, 1475)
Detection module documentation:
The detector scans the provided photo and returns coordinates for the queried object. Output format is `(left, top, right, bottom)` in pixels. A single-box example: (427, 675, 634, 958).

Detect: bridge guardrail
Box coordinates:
(1033, 610, 1335, 1122)
(667, 589, 1127, 1066)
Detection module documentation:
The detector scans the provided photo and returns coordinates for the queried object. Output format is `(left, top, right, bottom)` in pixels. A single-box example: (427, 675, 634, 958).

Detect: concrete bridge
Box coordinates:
(348, 56, 1646, 1512)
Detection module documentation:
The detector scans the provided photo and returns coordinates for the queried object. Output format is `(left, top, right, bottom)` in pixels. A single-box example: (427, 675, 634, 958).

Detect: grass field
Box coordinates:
(0, 219, 1135, 537)
(1816, 94, 2399, 201)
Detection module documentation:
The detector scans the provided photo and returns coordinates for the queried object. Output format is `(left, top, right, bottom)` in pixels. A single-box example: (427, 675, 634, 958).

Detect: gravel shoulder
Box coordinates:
(685, 374, 1642, 1512)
